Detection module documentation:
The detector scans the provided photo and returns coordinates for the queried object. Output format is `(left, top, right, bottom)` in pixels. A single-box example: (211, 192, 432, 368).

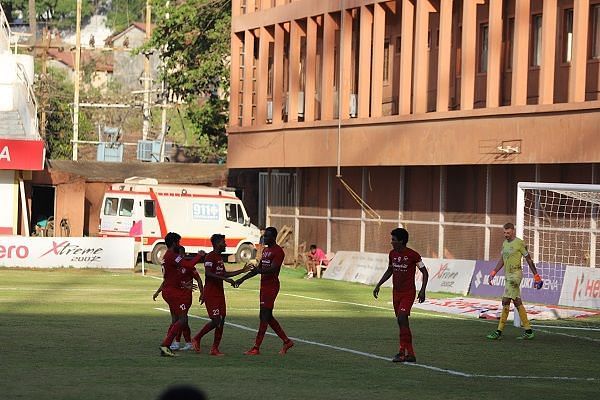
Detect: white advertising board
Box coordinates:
(559, 266, 600, 309)
(323, 251, 476, 294)
(0, 236, 136, 269)
(419, 258, 476, 295)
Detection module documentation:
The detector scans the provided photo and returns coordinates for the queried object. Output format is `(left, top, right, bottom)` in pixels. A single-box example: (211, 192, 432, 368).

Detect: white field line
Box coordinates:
(154, 307, 597, 381)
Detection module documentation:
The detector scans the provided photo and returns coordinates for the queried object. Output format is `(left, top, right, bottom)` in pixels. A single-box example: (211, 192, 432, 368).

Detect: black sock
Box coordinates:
(525, 329, 532, 334)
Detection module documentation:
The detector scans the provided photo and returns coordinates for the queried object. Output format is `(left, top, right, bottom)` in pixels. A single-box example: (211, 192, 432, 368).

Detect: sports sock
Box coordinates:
(162, 320, 182, 347)
(182, 326, 191, 343)
(398, 330, 404, 354)
(254, 321, 269, 348)
(268, 318, 289, 342)
(193, 322, 215, 342)
(400, 326, 414, 355)
(213, 325, 223, 349)
(516, 305, 532, 330)
(497, 305, 510, 332)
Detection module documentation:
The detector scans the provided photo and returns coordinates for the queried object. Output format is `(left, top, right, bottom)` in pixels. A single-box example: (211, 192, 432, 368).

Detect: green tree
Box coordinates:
(146, 0, 230, 162)
(38, 65, 93, 159)
(1, 1, 93, 30)
(105, 0, 145, 32)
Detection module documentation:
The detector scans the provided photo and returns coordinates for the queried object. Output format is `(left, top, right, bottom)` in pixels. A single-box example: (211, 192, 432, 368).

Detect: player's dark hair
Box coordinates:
(265, 226, 278, 238)
(310, 244, 317, 250)
(165, 232, 181, 248)
(158, 385, 207, 400)
(503, 222, 515, 230)
(211, 233, 225, 245)
(391, 228, 409, 245)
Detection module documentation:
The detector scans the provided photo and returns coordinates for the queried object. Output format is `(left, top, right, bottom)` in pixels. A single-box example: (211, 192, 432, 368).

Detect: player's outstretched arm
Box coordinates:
(234, 269, 259, 287)
(223, 262, 254, 278)
(524, 254, 543, 289)
(153, 281, 164, 301)
(373, 266, 393, 299)
(417, 262, 429, 303)
(177, 251, 206, 269)
(488, 258, 504, 284)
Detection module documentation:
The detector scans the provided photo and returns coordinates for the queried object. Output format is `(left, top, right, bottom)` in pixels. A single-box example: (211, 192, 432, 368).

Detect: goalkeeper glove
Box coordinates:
(533, 274, 543, 290)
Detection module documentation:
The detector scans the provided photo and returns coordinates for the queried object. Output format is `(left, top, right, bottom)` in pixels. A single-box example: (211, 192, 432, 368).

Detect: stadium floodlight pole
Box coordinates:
(72, 0, 82, 161)
(142, 0, 153, 141)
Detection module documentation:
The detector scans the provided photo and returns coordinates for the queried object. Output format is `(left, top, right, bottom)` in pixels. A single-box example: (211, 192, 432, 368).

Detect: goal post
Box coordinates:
(517, 182, 600, 270)
(515, 182, 600, 322)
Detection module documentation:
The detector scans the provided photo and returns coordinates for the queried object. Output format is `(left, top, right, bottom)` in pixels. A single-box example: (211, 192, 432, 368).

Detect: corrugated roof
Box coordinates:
(47, 160, 228, 185)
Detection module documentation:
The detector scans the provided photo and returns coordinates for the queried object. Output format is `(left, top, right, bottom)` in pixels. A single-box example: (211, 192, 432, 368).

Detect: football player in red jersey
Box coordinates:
(191, 234, 250, 356)
(373, 228, 429, 363)
(234, 226, 294, 355)
(153, 232, 205, 357)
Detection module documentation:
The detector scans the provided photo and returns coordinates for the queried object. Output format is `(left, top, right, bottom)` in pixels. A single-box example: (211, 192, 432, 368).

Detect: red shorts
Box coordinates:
(204, 295, 227, 318)
(259, 284, 280, 309)
(393, 290, 416, 316)
(162, 288, 192, 316)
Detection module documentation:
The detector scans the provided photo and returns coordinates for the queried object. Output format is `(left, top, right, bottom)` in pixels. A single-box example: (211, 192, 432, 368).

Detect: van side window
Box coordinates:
(225, 203, 237, 223)
(236, 204, 245, 224)
(144, 200, 156, 217)
(104, 197, 118, 216)
(119, 198, 134, 217)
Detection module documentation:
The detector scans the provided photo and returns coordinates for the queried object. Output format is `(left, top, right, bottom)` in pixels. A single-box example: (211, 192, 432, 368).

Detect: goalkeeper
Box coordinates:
(486, 222, 543, 340)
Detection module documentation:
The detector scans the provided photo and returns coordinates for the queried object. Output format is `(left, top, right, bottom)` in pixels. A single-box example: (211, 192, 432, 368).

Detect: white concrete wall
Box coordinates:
(0, 170, 17, 234)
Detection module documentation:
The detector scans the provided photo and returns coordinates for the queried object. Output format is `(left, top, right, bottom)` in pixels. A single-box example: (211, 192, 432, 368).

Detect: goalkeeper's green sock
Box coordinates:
(497, 305, 510, 332)
(516, 305, 532, 330)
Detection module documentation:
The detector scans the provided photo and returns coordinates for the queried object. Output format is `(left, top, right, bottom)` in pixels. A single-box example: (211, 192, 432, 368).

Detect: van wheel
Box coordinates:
(151, 243, 167, 265)
(235, 244, 256, 264)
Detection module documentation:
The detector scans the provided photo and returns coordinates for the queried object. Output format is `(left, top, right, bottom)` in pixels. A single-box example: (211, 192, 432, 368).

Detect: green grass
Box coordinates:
(1, 267, 599, 400)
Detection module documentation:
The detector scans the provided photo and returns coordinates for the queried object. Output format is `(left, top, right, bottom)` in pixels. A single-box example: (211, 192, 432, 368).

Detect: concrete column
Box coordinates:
(486, 0, 503, 108)
(371, 3, 386, 117)
(461, 0, 484, 110)
(256, 27, 272, 125)
(247, 0, 255, 14)
(232, 0, 241, 17)
(569, 0, 589, 103)
(288, 20, 302, 122)
(305, 17, 317, 122)
(242, 30, 255, 126)
(272, 23, 285, 124)
(321, 12, 336, 120)
(229, 32, 242, 127)
(413, 0, 435, 114)
(340, 9, 353, 120)
(539, 0, 557, 104)
(399, 0, 415, 115)
(511, 0, 530, 106)
(261, 0, 271, 10)
(358, 6, 373, 118)
(436, 0, 453, 112)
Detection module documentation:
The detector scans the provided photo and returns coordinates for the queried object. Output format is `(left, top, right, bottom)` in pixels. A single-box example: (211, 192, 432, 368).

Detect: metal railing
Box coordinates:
(14, 62, 39, 135)
(0, 3, 11, 53)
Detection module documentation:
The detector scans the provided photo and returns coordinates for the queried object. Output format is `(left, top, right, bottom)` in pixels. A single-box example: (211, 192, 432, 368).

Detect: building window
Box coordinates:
(531, 14, 542, 66)
(479, 23, 488, 73)
(383, 39, 390, 83)
(563, 8, 573, 63)
(592, 5, 600, 59)
(395, 36, 401, 54)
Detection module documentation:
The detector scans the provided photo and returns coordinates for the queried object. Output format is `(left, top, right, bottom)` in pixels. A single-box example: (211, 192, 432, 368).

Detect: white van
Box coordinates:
(99, 177, 260, 264)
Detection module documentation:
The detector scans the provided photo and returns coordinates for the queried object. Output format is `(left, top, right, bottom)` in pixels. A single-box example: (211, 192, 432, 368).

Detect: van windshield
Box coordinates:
(104, 197, 118, 216)
(119, 198, 134, 217)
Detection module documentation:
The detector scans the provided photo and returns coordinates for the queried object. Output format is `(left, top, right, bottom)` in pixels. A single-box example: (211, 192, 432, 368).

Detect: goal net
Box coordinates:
(517, 183, 600, 328)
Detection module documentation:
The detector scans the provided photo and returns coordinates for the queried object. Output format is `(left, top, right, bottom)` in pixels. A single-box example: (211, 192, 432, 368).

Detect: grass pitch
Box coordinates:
(1, 266, 598, 400)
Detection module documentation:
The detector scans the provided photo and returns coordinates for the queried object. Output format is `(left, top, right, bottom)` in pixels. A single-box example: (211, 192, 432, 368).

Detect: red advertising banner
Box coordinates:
(0, 139, 45, 170)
